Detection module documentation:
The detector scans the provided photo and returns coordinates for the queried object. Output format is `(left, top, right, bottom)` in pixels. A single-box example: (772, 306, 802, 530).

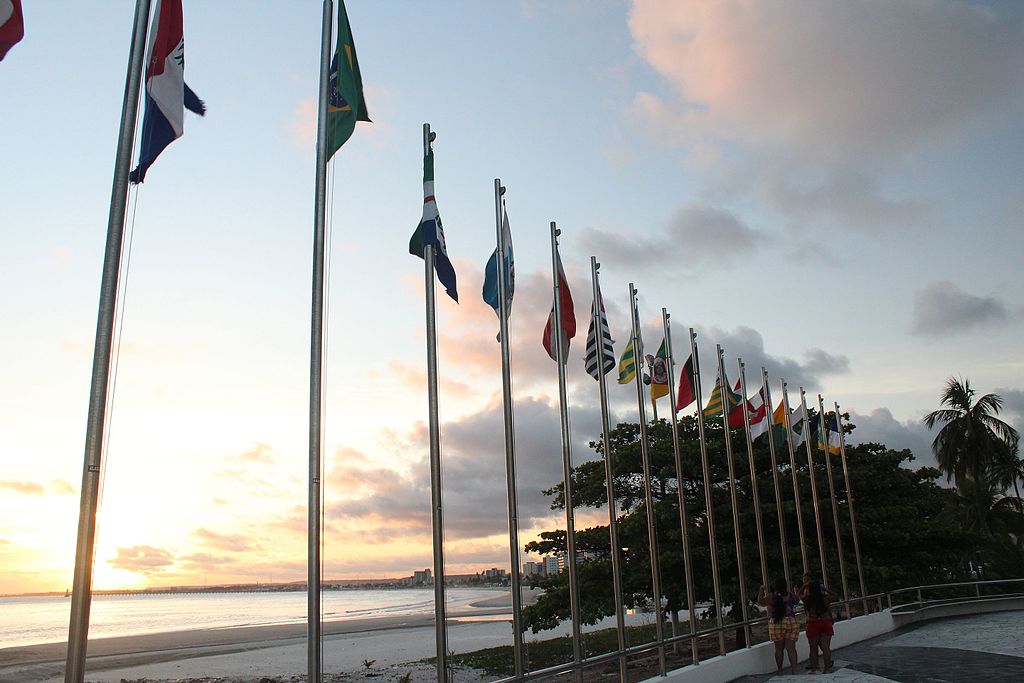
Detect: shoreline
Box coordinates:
(0, 589, 545, 683)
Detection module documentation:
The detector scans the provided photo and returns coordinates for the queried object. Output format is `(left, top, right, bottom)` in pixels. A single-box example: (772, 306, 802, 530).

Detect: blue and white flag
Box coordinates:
(482, 206, 514, 324)
(129, 0, 205, 183)
(409, 134, 458, 302)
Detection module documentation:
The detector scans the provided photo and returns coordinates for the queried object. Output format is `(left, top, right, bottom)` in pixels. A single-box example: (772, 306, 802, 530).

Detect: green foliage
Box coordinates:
(522, 412, 1023, 633)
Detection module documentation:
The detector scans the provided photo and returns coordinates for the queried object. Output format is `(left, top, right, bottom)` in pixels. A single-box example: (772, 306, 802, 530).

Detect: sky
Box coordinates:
(1, 0, 1023, 596)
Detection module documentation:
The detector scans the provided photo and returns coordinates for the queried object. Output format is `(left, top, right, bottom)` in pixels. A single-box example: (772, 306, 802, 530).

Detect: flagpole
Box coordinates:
(493, 179, 524, 675)
(819, 395, 850, 617)
(591, 258, 627, 680)
(717, 346, 750, 646)
(835, 402, 868, 613)
(761, 368, 791, 589)
(780, 380, 809, 575)
(629, 285, 666, 675)
(800, 388, 828, 585)
(690, 329, 725, 654)
(307, 2, 335, 681)
(549, 223, 583, 681)
(738, 360, 769, 595)
(424, 124, 449, 683)
(662, 310, 699, 664)
(66, 2, 152, 680)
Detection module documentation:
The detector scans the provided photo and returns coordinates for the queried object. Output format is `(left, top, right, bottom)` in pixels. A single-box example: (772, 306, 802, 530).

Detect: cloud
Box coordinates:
(388, 359, 471, 399)
(0, 481, 44, 495)
(51, 479, 76, 495)
(192, 528, 257, 552)
(234, 442, 277, 464)
(695, 325, 849, 392)
(847, 407, 936, 467)
(580, 204, 761, 273)
(108, 545, 175, 575)
(911, 281, 1008, 336)
(628, 1, 1023, 233)
(994, 388, 1024, 427)
(629, 0, 1024, 165)
(326, 396, 608, 543)
(289, 98, 317, 150)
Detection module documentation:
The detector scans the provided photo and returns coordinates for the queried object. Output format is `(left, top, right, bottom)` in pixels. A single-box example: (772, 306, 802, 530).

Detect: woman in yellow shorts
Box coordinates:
(758, 578, 799, 675)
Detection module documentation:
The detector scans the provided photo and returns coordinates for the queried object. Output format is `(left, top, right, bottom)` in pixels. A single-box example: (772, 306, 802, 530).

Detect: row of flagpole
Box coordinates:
(65, 1, 872, 682)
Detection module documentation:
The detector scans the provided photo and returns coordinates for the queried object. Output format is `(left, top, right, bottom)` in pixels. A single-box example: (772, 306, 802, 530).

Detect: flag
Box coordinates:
(818, 414, 842, 454)
(482, 206, 514, 325)
(617, 337, 637, 384)
(409, 135, 458, 302)
(727, 377, 748, 428)
(0, 0, 23, 61)
(747, 386, 770, 440)
(617, 305, 642, 384)
(542, 252, 575, 363)
(648, 339, 670, 401)
(790, 403, 809, 445)
(584, 283, 614, 380)
(675, 354, 696, 410)
(703, 369, 743, 419)
(326, 0, 370, 159)
(129, 0, 206, 183)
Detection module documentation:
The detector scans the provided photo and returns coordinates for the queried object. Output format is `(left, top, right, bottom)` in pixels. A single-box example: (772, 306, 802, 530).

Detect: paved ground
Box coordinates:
(733, 610, 1024, 683)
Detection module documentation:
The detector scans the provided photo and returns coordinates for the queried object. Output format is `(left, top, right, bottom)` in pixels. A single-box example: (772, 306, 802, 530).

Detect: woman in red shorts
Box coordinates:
(758, 578, 799, 674)
(801, 574, 840, 673)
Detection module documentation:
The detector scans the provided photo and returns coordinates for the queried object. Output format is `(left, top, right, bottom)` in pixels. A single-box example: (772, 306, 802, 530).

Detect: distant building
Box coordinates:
(544, 555, 560, 575)
(481, 567, 507, 581)
(412, 569, 432, 585)
(523, 561, 544, 577)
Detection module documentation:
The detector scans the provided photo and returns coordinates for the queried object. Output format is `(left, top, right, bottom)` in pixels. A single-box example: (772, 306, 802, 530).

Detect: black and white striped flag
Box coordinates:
(585, 285, 615, 380)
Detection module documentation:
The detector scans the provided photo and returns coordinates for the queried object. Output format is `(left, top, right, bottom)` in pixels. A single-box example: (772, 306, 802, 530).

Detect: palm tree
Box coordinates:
(923, 377, 1019, 533)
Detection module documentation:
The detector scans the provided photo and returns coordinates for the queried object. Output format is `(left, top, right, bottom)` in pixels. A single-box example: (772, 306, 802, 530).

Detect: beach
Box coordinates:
(0, 590, 551, 683)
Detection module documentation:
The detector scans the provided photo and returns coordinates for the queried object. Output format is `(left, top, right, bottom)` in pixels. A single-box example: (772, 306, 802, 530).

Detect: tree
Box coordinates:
(923, 378, 1019, 533)
(520, 414, 998, 634)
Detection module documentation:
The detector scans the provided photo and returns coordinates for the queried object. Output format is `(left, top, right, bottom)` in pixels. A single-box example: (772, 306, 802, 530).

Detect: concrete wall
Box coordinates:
(641, 611, 896, 683)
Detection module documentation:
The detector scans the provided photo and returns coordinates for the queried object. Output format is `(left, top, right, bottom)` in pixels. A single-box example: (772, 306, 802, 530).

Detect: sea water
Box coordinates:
(0, 587, 499, 649)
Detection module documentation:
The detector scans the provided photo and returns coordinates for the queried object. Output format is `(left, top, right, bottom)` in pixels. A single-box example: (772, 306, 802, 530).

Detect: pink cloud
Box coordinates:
(0, 481, 44, 495)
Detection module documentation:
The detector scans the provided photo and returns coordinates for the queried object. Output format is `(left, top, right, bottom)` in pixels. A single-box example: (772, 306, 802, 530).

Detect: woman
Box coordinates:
(801, 574, 840, 673)
(758, 579, 799, 675)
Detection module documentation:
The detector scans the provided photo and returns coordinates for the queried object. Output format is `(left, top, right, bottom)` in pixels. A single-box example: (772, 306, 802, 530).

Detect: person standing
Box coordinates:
(758, 579, 799, 675)
(801, 573, 840, 673)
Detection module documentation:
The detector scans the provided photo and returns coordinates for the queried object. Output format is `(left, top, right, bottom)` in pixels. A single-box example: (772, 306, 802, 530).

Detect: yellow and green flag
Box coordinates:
(702, 372, 743, 419)
(617, 338, 637, 384)
(326, 0, 371, 159)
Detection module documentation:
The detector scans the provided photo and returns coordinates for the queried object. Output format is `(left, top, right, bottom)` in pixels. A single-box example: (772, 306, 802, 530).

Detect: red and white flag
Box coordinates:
(0, 0, 24, 62)
(542, 252, 576, 363)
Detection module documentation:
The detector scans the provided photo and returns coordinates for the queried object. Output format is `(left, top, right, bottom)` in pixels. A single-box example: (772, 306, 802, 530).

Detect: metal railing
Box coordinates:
(489, 577, 1024, 682)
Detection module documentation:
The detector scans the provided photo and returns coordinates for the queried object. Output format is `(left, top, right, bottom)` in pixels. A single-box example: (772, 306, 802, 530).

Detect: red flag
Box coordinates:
(676, 354, 696, 410)
(542, 252, 575, 363)
(0, 1, 24, 61)
(728, 377, 746, 428)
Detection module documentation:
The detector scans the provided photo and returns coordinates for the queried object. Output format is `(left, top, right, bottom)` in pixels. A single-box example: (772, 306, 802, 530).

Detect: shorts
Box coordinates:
(768, 616, 799, 642)
(806, 618, 834, 638)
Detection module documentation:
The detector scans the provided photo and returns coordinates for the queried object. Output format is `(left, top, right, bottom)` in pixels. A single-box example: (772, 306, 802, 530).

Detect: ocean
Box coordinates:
(0, 587, 501, 650)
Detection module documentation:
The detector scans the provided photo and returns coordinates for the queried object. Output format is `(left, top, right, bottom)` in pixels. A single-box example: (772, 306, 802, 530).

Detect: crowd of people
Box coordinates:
(757, 574, 841, 675)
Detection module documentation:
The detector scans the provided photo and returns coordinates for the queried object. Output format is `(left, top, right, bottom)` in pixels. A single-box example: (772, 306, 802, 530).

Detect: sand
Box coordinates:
(0, 590, 550, 683)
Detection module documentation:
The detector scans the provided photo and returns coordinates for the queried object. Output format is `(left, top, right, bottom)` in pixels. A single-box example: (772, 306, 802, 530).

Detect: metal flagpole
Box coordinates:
(780, 381, 809, 575)
(424, 124, 449, 683)
(493, 180, 525, 675)
(717, 346, 750, 646)
(66, 2, 152, 680)
(591, 258, 627, 681)
(308, 3, 335, 681)
(738, 360, 769, 595)
(549, 223, 583, 682)
(662, 310, 699, 664)
(690, 329, 725, 654)
(835, 402, 868, 613)
(819, 395, 850, 617)
(761, 368, 791, 589)
(629, 285, 666, 675)
(800, 388, 828, 585)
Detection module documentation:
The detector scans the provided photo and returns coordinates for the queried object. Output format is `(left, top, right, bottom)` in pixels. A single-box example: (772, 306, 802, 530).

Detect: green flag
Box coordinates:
(326, 1, 370, 159)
